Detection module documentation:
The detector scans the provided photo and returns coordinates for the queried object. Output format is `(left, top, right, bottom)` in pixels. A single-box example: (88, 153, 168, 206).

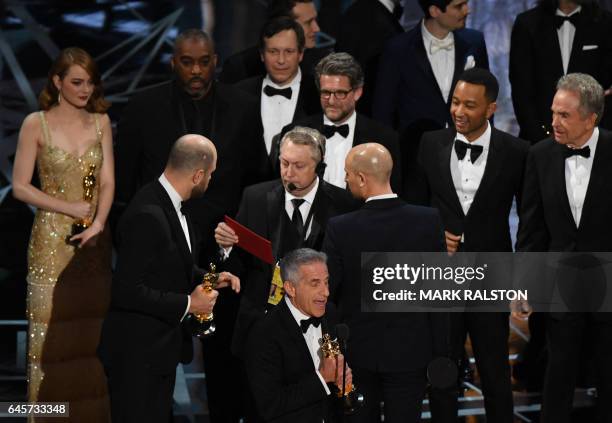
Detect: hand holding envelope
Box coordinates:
(220, 216, 274, 265)
(215, 222, 239, 248)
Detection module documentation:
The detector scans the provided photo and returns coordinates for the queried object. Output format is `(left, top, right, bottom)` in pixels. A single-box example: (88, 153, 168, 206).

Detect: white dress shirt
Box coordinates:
(565, 127, 598, 227)
(323, 112, 357, 189)
(221, 178, 320, 260)
(556, 6, 582, 75)
(285, 176, 319, 239)
(366, 193, 398, 202)
(159, 173, 191, 319)
(261, 68, 302, 154)
(450, 121, 492, 218)
(378, 0, 396, 14)
(285, 297, 331, 394)
(422, 20, 455, 103)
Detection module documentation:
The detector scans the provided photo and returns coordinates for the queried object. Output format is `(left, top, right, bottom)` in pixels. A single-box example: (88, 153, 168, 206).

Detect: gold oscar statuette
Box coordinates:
(190, 263, 219, 338)
(67, 164, 96, 244)
(319, 333, 364, 414)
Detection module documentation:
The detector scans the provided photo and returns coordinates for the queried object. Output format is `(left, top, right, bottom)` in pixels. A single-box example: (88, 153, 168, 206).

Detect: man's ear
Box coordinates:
(486, 101, 497, 119)
(284, 281, 296, 298)
(193, 169, 205, 185)
(358, 172, 366, 187)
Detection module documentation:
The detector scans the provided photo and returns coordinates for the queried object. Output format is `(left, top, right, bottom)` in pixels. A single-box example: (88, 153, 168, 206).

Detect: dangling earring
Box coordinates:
(58, 92, 62, 104)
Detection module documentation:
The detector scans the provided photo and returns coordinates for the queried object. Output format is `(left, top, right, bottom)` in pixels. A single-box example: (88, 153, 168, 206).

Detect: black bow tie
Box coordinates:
(180, 201, 187, 215)
(322, 124, 349, 138)
(554, 13, 580, 29)
(264, 85, 292, 99)
(300, 316, 322, 333)
(563, 145, 590, 159)
(454, 140, 484, 162)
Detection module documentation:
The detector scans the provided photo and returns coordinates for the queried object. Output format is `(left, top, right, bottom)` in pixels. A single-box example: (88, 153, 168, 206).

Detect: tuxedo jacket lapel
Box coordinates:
(267, 184, 285, 261)
(293, 79, 309, 121)
(551, 143, 576, 228)
(278, 300, 317, 366)
(542, 15, 565, 77)
(579, 132, 610, 228)
(451, 33, 469, 104)
(439, 134, 465, 217)
(411, 25, 444, 101)
(568, 13, 587, 73)
(467, 127, 504, 218)
(154, 182, 194, 280)
(305, 184, 329, 248)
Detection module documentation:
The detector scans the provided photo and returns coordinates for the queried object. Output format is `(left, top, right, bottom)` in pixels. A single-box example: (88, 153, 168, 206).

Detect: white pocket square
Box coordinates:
(583, 45, 598, 51)
(464, 55, 475, 70)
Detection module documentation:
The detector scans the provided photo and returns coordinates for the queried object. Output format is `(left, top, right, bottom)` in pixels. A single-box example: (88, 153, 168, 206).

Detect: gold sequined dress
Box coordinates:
(26, 111, 111, 422)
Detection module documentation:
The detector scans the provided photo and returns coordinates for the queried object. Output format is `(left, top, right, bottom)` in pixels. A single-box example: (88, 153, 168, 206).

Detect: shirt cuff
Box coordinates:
(220, 246, 233, 261)
(181, 295, 191, 322)
(316, 370, 331, 395)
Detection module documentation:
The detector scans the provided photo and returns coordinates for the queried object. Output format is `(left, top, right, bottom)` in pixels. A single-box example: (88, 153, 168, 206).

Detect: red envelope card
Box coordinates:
(224, 215, 274, 265)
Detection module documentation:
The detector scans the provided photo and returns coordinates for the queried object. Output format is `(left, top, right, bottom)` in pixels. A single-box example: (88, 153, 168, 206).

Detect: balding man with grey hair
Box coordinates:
(322, 142, 448, 423)
(99, 134, 240, 423)
(214, 127, 355, 363)
(517, 73, 612, 423)
(278, 52, 402, 193)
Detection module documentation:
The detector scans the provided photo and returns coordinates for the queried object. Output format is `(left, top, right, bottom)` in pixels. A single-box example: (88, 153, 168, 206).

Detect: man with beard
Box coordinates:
(278, 52, 401, 193)
(113, 29, 266, 422)
(99, 135, 241, 423)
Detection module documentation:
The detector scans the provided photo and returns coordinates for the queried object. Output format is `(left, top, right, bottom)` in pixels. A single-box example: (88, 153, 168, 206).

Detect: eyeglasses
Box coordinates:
(320, 89, 353, 100)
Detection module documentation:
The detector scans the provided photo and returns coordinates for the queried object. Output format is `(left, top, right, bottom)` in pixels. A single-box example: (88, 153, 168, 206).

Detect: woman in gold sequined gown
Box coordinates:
(12, 48, 113, 422)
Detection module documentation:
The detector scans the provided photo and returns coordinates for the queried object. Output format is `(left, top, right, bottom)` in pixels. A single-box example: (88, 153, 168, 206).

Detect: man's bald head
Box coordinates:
(166, 134, 217, 174)
(346, 143, 393, 184)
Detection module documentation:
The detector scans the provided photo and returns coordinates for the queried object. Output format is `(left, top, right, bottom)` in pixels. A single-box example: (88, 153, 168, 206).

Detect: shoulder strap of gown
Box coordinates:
(93, 113, 102, 142)
(38, 111, 52, 146)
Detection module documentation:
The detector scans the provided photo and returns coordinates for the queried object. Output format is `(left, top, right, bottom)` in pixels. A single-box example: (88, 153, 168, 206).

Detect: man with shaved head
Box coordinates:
(99, 134, 240, 422)
(322, 143, 448, 422)
(114, 29, 267, 422)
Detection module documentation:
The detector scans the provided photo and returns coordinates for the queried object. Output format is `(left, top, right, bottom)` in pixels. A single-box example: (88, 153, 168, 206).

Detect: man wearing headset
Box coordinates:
(215, 126, 356, 361)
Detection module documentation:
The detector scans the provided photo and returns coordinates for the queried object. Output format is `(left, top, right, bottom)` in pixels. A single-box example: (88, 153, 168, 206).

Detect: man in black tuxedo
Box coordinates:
(113, 29, 266, 423)
(373, 0, 489, 134)
(114, 28, 267, 247)
(416, 68, 529, 422)
(235, 17, 320, 171)
(516, 73, 612, 423)
(214, 126, 355, 360)
(372, 0, 488, 200)
(245, 248, 352, 422)
(322, 143, 447, 423)
(335, 0, 404, 116)
(279, 52, 401, 193)
(220, 0, 328, 84)
(98, 135, 240, 423)
(509, 0, 612, 143)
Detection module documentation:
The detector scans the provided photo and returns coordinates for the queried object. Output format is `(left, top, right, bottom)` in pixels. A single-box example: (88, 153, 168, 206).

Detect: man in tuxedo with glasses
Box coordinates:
(278, 52, 401, 193)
